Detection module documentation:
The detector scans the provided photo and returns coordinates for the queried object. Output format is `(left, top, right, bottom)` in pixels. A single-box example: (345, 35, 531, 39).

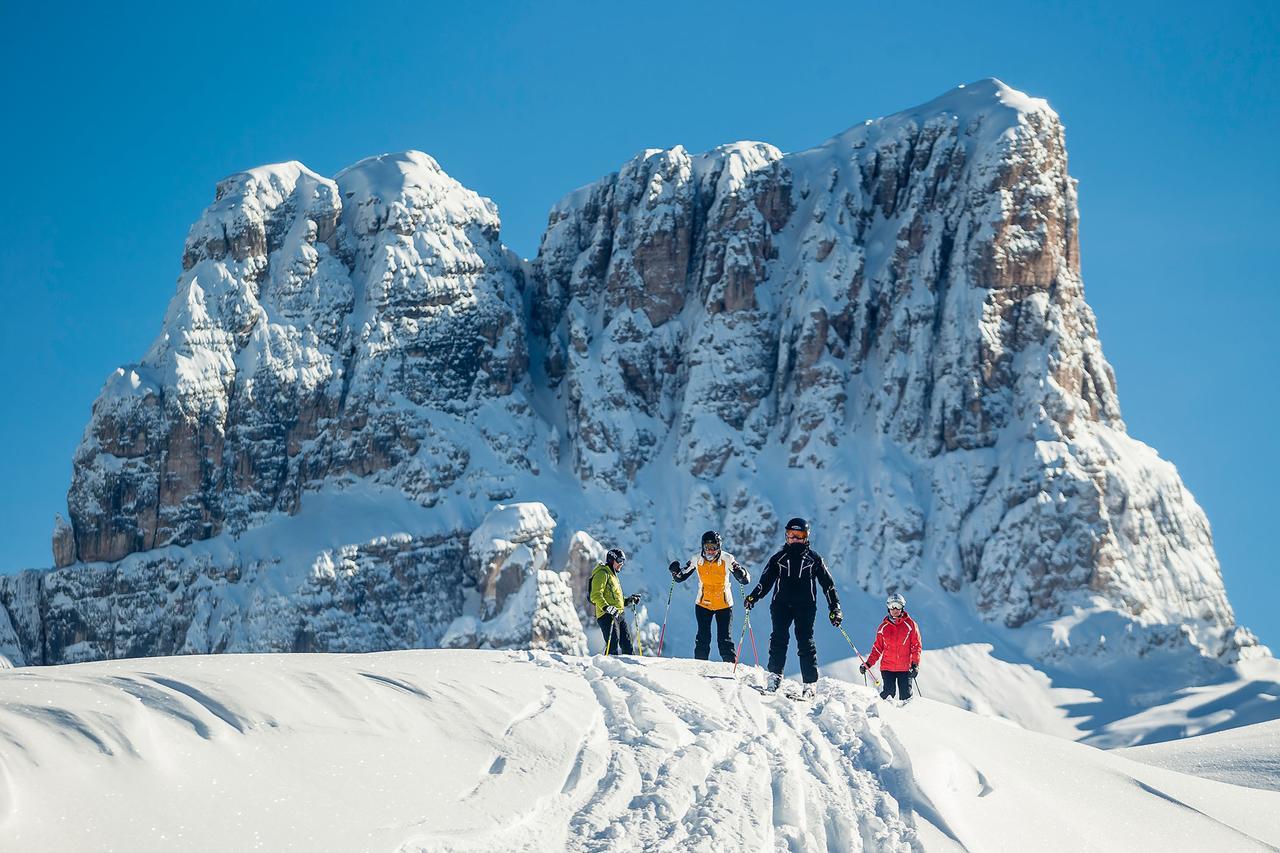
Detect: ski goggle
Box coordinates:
(702, 544, 720, 555)
(888, 605, 903, 612)
(785, 529, 808, 542)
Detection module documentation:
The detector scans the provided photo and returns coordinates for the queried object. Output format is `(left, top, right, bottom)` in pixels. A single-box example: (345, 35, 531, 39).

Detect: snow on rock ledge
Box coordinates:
(442, 502, 588, 654)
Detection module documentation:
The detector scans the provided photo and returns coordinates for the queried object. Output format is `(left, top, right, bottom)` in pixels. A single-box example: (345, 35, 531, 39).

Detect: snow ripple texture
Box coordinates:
(1, 650, 1277, 853)
(0, 79, 1261, 678)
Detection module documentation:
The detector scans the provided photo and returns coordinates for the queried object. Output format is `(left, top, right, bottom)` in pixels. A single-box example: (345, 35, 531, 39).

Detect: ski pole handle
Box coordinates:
(738, 583, 759, 666)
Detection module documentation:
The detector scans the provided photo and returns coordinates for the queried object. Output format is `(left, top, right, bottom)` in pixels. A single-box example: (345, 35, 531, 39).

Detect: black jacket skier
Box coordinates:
(744, 517, 842, 695)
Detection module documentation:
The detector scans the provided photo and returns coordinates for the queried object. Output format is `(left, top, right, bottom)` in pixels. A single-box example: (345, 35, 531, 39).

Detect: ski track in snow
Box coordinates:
(1, 650, 1279, 853)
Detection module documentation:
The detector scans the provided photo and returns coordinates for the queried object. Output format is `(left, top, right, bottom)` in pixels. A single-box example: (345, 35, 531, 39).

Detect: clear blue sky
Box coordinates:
(1, 2, 1275, 646)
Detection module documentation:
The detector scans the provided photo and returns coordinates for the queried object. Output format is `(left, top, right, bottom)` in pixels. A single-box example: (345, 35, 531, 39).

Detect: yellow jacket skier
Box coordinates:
(668, 531, 752, 662)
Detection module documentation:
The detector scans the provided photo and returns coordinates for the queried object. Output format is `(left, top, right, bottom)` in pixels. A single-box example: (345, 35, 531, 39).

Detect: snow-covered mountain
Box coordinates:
(0, 79, 1270, 742)
(2, 650, 1278, 852)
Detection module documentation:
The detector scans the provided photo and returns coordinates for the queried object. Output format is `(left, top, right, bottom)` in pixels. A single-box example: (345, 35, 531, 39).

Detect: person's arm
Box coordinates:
(730, 558, 751, 586)
(865, 626, 885, 668)
(746, 554, 779, 603)
(669, 558, 697, 582)
(910, 618, 922, 665)
(814, 555, 840, 612)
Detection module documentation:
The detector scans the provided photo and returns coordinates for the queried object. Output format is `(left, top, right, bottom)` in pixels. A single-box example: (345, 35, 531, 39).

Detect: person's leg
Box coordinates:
(767, 604, 794, 677)
(715, 607, 736, 662)
(694, 606, 713, 660)
(900, 670, 914, 701)
(793, 605, 819, 684)
(597, 616, 616, 654)
(615, 614, 635, 655)
(879, 670, 897, 700)
(883, 671, 907, 699)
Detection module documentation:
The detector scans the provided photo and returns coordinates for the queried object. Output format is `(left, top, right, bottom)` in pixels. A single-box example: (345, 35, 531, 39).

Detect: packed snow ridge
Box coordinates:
(2, 650, 1278, 853)
(0, 78, 1272, 745)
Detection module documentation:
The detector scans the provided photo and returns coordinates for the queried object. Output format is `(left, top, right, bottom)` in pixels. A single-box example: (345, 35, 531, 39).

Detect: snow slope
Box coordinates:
(1118, 719, 1280, 792)
(2, 650, 1277, 852)
(828, 641, 1280, 748)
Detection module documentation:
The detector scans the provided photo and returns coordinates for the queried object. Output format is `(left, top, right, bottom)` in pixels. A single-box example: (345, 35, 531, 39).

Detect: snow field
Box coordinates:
(1, 649, 1277, 852)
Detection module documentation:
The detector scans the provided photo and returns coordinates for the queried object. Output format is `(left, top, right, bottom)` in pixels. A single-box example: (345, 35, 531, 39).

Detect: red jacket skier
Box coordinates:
(860, 593, 922, 701)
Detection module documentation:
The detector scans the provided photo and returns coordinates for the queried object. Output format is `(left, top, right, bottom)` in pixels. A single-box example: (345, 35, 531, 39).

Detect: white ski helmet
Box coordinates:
(886, 593, 906, 610)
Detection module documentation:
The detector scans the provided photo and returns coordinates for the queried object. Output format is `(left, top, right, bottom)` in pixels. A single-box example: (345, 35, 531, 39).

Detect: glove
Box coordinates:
(731, 562, 751, 585)
(743, 593, 757, 611)
(910, 663, 919, 678)
(604, 605, 620, 618)
(829, 608, 843, 627)
(858, 664, 868, 675)
(668, 560, 681, 578)
(624, 594, 641, 607)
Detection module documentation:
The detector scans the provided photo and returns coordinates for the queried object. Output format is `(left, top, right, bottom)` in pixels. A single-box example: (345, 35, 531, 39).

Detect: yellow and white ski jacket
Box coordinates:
(673, 552, 751, 611)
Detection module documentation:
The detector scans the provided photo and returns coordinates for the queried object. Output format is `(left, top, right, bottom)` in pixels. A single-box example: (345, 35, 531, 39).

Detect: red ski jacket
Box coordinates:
(865, 612, 922, 671)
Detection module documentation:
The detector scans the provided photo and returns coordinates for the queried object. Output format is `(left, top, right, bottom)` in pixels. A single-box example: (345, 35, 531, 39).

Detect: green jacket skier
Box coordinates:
(590, 548, 640, 655)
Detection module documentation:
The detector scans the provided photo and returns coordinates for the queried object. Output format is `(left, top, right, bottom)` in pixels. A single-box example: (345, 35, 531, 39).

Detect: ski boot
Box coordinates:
(801, 682, 816, 700)
(766, 672, 782, 692)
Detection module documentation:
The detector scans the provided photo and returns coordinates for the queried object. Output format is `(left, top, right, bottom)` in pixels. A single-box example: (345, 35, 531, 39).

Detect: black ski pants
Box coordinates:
(694, 605, 736, 662)
(767, 600, 818, 684)
(597, 613, 634, 655)
(881, 670, 913, 701)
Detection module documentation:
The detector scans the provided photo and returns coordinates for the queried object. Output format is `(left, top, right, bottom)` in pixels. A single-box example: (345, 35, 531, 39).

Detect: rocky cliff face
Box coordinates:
(0, 80, 1259, 676)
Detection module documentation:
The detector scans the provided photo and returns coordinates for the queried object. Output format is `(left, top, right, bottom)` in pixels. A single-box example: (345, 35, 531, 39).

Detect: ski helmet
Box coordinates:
(701, 530, 722, 550)
(886, 593, 906, 610)
(606, 548, 627, 568)
(784, 517, 809, 542)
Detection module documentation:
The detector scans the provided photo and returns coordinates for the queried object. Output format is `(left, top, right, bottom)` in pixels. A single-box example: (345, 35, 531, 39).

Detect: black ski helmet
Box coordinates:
(785, 517, 810, 533)
(606, 548, 627, 568)
(701, 530, 721, 549)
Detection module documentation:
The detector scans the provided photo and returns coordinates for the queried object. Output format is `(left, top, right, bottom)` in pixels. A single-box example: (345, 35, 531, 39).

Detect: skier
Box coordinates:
(743, 518, 842, 699)
(859, 593, 922, 702)
(589, 548, 641, 655)
(668, 530, 752, 662)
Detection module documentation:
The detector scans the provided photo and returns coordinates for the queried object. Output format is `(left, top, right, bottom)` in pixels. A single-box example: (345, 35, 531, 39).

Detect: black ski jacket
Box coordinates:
(748, 544, 840, 611)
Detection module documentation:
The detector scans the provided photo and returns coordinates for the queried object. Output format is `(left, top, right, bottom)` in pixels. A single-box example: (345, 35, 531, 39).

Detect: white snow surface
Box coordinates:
(2, 649, 1278, 853)
(1118, 719, 1280, 792)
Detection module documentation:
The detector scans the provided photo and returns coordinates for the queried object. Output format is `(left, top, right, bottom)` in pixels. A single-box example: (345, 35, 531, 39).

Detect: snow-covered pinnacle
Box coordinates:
(62, 149, 533, 566)
(8, 81, 1256, 683)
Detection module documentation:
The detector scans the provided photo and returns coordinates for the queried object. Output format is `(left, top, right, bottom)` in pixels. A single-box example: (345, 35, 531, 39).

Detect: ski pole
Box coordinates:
(738, 582, 760, 667)
(657, 578, 676, 657)
(912, 675, 923, 698)
(630, 601, 644, 656)
(733, 610, 752, 675)
(605, 613, 614, 656)
(838, 626, 880, 689)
